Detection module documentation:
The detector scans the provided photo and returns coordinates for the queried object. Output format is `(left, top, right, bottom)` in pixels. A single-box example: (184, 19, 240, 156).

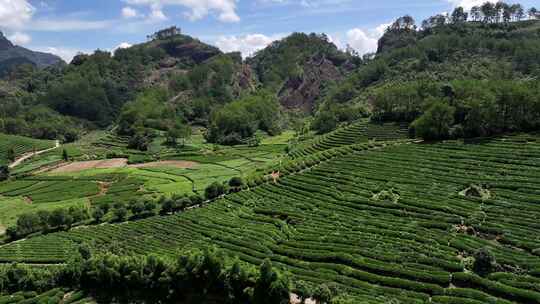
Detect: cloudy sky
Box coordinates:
(0, 0, 537, 62)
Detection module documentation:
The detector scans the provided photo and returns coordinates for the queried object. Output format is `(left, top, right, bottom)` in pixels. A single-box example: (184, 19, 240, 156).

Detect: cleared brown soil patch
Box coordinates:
(51, 158, 128, 173)
(130, 160, 198, 169)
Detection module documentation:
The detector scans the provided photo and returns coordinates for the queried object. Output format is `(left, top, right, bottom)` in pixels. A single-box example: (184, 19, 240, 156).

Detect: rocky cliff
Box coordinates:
(0, 32, 64, 75)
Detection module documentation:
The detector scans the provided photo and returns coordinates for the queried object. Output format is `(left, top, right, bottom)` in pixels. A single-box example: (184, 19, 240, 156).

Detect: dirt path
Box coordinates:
(9, 140, 60, 169)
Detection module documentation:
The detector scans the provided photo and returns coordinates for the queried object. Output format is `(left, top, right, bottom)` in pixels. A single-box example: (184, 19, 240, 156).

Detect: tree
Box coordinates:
(529, 7, 538, 19)
(78, 243, 92, 260)
(144, 199, 157, 214)
(390, 15, 416, 32)
(0, 165, 9, 181)
(92, 208, 105, 223)
(481, 2, 496, 23)
(16, 213, 42, 236)
(295, 281, 313, 304)
(254, 259, 290, 304)
(313, 284, 333, 304)
(471, 6, 481, 22)
(412, 101, 455, 140)
(312, 110, 338, 134)
(451, 7, 468, 23)
(511, 4, 525, 21)
(473, 247, 496, 276)
(129, 200, 146, 216)
(205, 182, 226, 200)
(49, 209, 72, 228)
(160, 197, 176, 215)
(113, 206, 128, 222)
(166, 122, 191, 147)
(229, 177, 244, 189)
(62, 149, 69, 161)
(6, 147, 16, 162)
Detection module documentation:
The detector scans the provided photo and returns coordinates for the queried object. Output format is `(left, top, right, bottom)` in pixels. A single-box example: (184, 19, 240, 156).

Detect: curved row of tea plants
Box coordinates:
(1, 134, 540, 302)
(288, 121, 408, 159)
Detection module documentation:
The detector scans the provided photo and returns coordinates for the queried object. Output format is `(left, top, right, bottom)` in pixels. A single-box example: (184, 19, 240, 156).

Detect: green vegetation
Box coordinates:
(0, 248, 290, 304)
(1, 4, 540, 303)
(2, 134, 540, 302)
(206, 91, 282, 145)
(0, 134, 54, 166)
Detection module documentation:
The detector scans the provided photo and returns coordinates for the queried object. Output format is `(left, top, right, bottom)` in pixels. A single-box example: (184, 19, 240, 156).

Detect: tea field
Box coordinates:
(0, 134, 55, 166)
(1, 134, 540, 303)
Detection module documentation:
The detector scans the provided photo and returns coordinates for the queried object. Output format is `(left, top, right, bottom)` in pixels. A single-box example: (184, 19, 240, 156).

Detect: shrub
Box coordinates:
(0, 165, 9, 181)
(473, 247, 495, 276)
(205, 182, 226, 200)
(229, 177, 244, 188)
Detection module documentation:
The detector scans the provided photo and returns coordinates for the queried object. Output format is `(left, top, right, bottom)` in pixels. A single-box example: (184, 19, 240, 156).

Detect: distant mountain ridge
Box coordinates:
(0, 31, 64, 75)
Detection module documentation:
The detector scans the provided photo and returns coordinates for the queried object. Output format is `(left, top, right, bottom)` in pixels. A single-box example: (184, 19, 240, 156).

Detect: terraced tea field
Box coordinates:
(0, 134, 55, 166)
(288, 121, 408, 158)
(2, 134, 540, 303)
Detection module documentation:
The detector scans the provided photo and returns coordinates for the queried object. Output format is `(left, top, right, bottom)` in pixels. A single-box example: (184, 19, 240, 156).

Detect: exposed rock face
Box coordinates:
(0, 31, 64, 75)
(0, 32, 14, 51)
(234, 64, 257, 93)
(277, 55, 343, 112)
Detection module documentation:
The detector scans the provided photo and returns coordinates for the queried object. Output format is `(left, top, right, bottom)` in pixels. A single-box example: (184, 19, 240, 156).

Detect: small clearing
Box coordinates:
(49, 159, 198, 173)
(129, 160, 198, 169)
(51, 158, 128, 173)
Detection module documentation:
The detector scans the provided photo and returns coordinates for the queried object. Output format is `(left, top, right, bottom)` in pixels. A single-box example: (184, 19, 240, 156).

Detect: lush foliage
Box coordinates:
(206, 91, 282, 145)
(0, 248, 291, 304)
(3, 135, 540, 302)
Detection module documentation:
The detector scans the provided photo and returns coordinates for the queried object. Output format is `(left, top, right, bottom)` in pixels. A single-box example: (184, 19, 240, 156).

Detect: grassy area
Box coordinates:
(0, 133, 55, 166)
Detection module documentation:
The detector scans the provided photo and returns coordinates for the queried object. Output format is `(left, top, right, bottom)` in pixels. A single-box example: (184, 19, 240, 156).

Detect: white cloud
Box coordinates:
(8, 32, 31, 45)
(29, 19, 113, 31)
(0, 0, 35, 29)
(35, 46, 88, 63)
(446, 0, 496, 10)
(333, 22, 390, 56)
(343, 29, 378, 55)
(148, 8, 168, 22)
(113, 42, 133, 53)
(124, 0, 240, 23)
(215, 33, 284, 58)
(122, 6, 139, 18)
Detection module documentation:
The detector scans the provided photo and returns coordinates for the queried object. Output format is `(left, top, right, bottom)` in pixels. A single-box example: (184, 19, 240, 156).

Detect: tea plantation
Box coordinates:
(1, 134, 540, 303)
(0, 134, 55, 166)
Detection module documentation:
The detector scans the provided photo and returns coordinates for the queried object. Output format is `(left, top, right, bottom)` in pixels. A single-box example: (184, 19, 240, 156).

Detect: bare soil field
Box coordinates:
(51, 159, 128, 173)
(49, 159, 198, 173)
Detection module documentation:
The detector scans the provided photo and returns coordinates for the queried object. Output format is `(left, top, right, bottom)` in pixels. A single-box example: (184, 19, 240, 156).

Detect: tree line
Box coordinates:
(371, 80, 540, 140)
(0, 247, 292, 304)
(4, 177, 245, 241)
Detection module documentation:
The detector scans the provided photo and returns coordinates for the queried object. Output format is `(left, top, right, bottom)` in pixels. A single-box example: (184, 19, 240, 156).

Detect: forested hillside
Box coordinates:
(318, 5, 540, 139)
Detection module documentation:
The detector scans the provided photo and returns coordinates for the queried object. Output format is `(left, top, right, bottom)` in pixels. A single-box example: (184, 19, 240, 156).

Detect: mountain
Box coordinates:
(0, 32, 64, 76)
(247, 32, 359, 112)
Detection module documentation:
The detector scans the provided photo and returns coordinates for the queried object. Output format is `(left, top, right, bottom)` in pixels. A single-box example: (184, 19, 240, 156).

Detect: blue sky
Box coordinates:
(0, 0, 537, 62)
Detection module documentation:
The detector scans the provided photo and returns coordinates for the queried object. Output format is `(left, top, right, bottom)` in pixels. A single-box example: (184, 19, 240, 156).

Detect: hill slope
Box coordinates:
(2, 133, 540, 302)
(0, 32, 63, 75)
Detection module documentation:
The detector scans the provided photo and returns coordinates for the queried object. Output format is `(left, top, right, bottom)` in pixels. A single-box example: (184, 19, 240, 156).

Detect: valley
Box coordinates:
(0, 1, 540, 303)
